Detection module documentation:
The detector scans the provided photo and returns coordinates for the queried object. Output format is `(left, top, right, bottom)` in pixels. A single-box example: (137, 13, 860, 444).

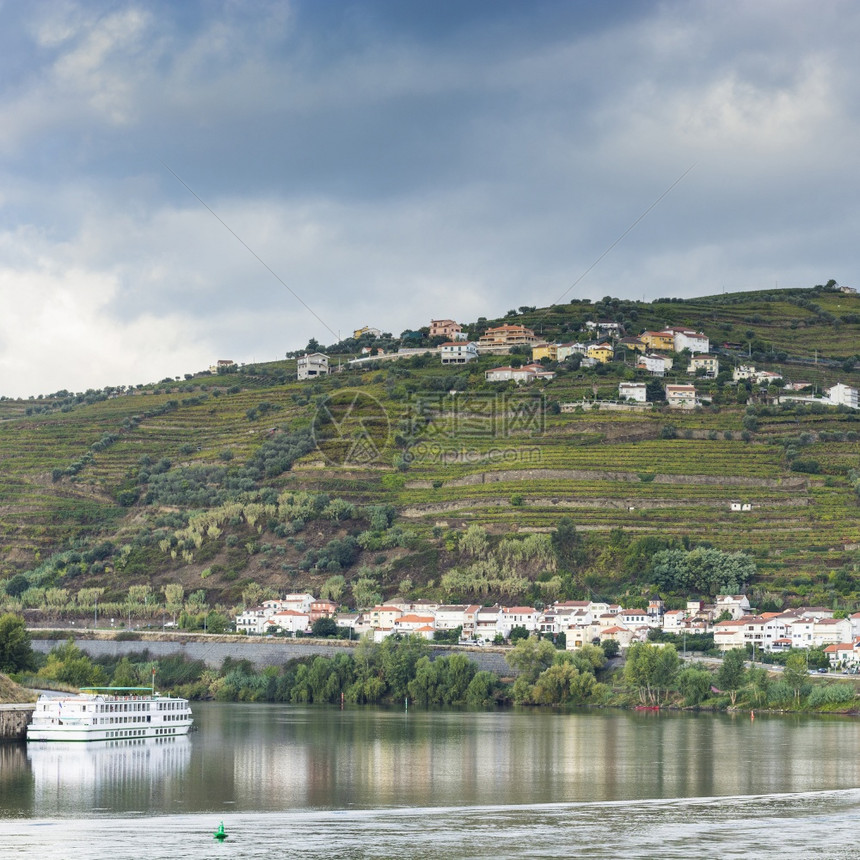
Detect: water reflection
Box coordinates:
(26, 737, 192, 815)
(3, 704, 860, 820)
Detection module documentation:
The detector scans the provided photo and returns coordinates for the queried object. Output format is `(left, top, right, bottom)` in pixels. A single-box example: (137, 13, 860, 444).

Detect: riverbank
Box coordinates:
(27, 630, 514, 676)
(0, 673, 36, 704)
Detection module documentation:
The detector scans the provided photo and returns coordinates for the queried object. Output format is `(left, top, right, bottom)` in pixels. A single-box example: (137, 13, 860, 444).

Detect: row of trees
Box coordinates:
(624, 643, 856, 710)
(5, 623, 855, 714)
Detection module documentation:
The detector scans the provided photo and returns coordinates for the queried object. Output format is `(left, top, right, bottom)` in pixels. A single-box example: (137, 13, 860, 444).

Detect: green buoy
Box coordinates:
(214, 821, 228, 841)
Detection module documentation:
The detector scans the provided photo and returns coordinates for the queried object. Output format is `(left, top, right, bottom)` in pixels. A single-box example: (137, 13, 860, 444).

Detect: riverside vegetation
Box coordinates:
(2, 616, 857, 714)
(1, 283, 859, 622)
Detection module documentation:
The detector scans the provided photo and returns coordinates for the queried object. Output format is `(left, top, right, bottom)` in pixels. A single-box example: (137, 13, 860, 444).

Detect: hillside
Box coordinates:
(0, 673, 35, 704)
(1, 284, 859, 617)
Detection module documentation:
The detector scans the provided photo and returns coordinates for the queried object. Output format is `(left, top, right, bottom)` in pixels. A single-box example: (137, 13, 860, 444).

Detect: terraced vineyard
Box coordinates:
(1, 285, 859, 610)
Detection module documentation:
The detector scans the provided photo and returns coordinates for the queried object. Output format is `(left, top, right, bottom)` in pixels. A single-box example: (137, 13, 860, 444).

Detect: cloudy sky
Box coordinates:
(1, 0, 859, 397)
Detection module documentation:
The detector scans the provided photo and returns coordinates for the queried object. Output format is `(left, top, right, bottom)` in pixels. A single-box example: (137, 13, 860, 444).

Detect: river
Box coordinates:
(1, 703, 858, 858)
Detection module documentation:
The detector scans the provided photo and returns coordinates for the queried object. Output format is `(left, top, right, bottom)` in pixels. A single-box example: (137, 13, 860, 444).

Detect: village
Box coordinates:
(234, 592, 860, 671)
(292, 316, 860, 410)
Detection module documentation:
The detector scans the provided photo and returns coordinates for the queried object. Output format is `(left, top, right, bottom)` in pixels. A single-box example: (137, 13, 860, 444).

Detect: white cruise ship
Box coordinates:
(27, 686, 193, 742)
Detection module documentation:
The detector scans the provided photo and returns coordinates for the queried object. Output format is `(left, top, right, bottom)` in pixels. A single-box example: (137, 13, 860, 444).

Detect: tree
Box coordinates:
(111, 656, 141, 687)
(321, 575, 346, 602)
(652, 645, 680, 702)
(465, 670, 499, 707)
(4, 574, 29, 599)
(506, 636, 556, 684)
(508, 625, 530, 643)
(783, 651, 809, 703)
(624, 643, 679, 705)
(551, 518, 585, 571)
(677, 666, 712, 706)
(600, 639, 620, 659)
(0, 613, 35, 673)
(311, 617, 338, 638)
(351, 578, 381, 609)
(206, 611, 230, 634)
(716, 649, 747, 705)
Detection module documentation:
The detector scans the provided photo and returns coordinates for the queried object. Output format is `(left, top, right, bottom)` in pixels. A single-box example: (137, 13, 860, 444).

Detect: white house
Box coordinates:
(662, 610, 689, 633)
(827, 383, 859, 409)
(281, 593, 315, 614)
(354, 326, 383, 339)
(435, 605, 470, 631)
(235, 606, 270, 635)
(485, 364, 556, 383)
(557, 342, 588, 361)
(824, 642, 859, 668)
(618, 608, 654, 628)
(475, 605, 502, 641)
(672, 328, 710, 353)
(687, 354, 719, 378)
(440, 341, 479, 364)
(715, 594, 751, 620)
(297, 353, 329, 380)
(618, 382, 647, 403)
(266, 609, 310, 634)
(666, 384, 697, 409)
(713, 619, 746, 650)
(637, 353, 673, 376)
(393, 614, 436, 636)
(498, 606, 540, 638)
(813, 617, 853, 646)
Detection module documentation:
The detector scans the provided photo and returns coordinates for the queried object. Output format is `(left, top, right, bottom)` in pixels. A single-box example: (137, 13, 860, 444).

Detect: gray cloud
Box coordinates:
(0, 0, 858, 396)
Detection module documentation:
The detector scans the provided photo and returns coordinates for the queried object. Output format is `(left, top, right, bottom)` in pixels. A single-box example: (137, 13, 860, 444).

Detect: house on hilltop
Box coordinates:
(297, 353, 329, 380)
(666, 384, 697, 409)
(440, 342, 478, 364)
(478, 324, 537, 352)
(430, 319, 466, 340)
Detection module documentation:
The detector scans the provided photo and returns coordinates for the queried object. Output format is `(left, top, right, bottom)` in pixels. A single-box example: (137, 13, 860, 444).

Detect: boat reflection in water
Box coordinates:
(27, 735, 192, 815)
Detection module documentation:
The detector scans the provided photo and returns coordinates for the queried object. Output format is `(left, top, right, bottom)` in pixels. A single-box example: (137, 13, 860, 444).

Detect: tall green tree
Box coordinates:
(0, 613, 35, 673)
(551, 518, 585, 571)
(783, 652, 809, 703)
(716, 649, 747, 706)
(506, 636, 557, 684)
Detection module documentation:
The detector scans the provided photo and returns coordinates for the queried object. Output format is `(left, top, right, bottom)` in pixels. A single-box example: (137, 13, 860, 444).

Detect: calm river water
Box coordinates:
(1, 703, 858, 858)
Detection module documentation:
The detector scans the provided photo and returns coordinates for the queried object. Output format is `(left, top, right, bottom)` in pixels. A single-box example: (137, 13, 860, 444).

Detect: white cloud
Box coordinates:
(1, 1, 859, 396)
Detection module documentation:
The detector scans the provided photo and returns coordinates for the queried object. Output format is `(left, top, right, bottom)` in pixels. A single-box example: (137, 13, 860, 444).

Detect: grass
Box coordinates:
(0, 285, 859, 605)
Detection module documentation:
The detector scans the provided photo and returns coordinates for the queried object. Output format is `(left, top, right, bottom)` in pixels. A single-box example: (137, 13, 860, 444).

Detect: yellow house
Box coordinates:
(586, 344, 614, 363)
(617, 337, 647, 353)
(369, 605, 402, 628)
(640, 331, 675, 351)
(531, 342, 558, 362)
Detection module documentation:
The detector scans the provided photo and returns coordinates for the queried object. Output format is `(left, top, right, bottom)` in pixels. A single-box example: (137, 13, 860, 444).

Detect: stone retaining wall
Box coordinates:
(0, 705, 35, 742)
(30, 636, 514, 676)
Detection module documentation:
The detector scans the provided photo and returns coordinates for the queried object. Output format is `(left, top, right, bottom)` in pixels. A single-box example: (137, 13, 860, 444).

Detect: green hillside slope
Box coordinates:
(1, 284, 859, 617)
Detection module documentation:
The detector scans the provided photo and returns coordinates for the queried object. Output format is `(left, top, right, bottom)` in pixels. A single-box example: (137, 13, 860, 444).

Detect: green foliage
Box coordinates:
(649, 547, 756, 596)
(38, 639, 108, 687)
(716, 649, 747, 705)
(505, 636, 557, 683)
(0, 613, 35, 673)
(807, 683, 855, 707)
(677, 666, 712, 705)
(551, 518, 585, 571)
(783, 652, 810, 703)
(623, 643, 679, 705)
(600, 639, 620, 659)
(311, 617, 338, 637)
